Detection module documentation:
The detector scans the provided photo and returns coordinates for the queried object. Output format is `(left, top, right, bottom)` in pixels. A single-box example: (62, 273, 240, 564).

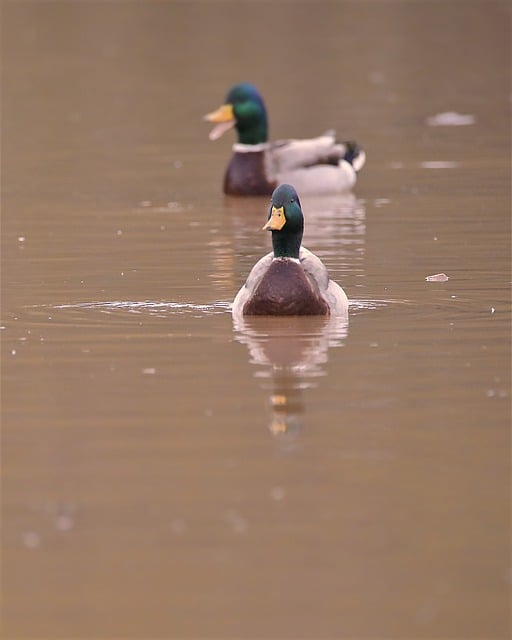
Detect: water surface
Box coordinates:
(2, 1, 510, 638)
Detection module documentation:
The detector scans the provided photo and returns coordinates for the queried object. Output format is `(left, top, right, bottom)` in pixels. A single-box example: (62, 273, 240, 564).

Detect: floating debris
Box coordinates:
(425, 273, 449, 282)
(486, 388, 509, 398)
(421, 161, 459, 169)
(426, 111, 476, 126)
(142, 367, 156, 375)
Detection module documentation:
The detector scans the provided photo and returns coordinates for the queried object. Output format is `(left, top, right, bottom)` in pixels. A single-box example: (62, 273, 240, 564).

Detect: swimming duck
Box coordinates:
(232, 184, 349, 317)
(204, 83, 365, 196)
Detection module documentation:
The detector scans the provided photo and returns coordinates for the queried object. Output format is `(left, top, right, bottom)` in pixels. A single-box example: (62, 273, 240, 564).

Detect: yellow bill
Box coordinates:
(203, 104, 236, 141)
(262, 206, 286, 231)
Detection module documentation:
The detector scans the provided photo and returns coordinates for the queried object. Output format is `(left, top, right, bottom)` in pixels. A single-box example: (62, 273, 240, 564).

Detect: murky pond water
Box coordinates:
(2, 1, 510, 638)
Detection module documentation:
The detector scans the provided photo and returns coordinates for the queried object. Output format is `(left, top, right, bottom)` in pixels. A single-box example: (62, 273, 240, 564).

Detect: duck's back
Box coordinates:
(243, 258, 329, 316)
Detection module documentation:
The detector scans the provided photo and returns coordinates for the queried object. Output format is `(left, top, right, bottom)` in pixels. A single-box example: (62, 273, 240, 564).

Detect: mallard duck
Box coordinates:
(232, 184, 349, 317)
(204, 82, 365, 196)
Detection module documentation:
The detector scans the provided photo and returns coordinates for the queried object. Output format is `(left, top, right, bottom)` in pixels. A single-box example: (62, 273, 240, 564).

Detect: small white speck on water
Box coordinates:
(491, 307, 495, 313)
(18, 236, 25, 242)
(55, 514, 74, 532)
(116, 229, 123, 236)
(225, 509, 248, 534)
(121, 272, 124, 276)
(139, 200, 152, 207)
(369, 70, 386, 85)
(270, 486, 286, 501)
(170, 518, 187, 534)
(450, 295, 457, 299)
(80, 280, 84, 284)
(11, 349, 16, 355)
(22, 531, 41, 549)
(433, 236, 438, 241)
(48, 316, 52, 320)
(369, 342, 379, 348)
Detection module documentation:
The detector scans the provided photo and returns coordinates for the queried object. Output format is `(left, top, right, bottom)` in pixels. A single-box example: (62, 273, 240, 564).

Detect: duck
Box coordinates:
(204, 82, 365, 196)
(232, 184, 349, 317)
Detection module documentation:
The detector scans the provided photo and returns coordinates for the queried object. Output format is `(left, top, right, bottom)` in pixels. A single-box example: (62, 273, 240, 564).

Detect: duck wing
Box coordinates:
(300, 246, 349, 316)
(269, 130, 353, 172)
(299, 247, 330, 289)
(232, 251, 273, 316)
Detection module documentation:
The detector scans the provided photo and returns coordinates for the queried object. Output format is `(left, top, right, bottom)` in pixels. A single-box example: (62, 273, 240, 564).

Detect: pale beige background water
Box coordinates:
(2, 1, 510, 639)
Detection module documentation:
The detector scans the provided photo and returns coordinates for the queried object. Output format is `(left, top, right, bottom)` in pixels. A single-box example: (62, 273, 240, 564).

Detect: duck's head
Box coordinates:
(263, 184, 304, 259)
(204, 83, 268, 145)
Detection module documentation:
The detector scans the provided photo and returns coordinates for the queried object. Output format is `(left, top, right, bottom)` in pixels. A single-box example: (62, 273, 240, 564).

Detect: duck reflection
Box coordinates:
(233, 314, 348, 439)
(299, 193, 366, 253)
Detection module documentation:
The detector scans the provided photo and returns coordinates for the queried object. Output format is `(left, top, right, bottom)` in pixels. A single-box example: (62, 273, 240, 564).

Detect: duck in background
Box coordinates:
(204, 83, 365, 196)
(232, 184, 349, 318)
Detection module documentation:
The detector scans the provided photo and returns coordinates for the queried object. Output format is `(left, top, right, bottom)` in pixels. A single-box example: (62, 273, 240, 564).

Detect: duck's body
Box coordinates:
(205, 83, 365, 197)
(233, 247, 348, 317)
(232, 184, 349, 318)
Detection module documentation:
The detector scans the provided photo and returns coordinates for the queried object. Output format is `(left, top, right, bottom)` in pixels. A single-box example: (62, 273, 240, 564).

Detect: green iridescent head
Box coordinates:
(263, 184, 304, 259)
(205, 83, 268, 145)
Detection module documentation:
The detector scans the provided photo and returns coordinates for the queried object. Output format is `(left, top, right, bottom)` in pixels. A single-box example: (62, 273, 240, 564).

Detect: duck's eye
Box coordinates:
(290, 198, 295, 203)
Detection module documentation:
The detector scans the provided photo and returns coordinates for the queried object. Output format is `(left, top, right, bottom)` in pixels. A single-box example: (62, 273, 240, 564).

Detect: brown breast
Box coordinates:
(243, 259, 329, 316)
(224, 151, 277, 196)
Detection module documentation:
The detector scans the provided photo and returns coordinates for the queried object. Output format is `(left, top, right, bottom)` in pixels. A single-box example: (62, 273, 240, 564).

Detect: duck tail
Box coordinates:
(341, 141, 366, 172)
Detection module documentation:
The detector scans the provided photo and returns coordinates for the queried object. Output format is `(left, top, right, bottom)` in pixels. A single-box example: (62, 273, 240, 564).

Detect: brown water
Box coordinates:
(2, 1, 510, 638)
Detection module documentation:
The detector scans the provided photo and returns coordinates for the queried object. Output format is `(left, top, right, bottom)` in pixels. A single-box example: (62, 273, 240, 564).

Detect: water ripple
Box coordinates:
(349, 298, 412, 313)
(46, 300, 232, 316)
